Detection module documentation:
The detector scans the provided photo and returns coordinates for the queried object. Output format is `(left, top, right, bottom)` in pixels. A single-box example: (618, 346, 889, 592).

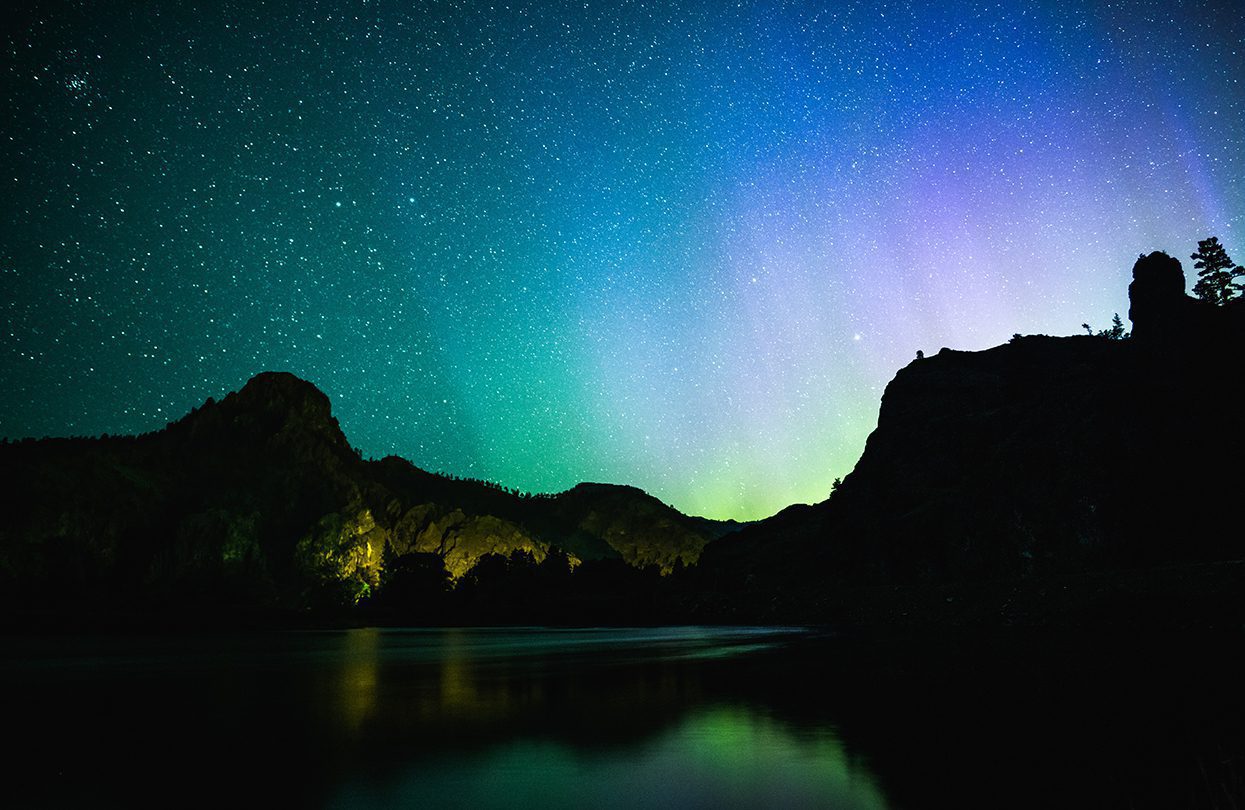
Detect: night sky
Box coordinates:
(2, 1, 1242, 520)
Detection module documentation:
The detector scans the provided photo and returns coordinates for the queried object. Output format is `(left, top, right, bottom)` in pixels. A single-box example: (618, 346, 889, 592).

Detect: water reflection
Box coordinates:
(9, 627, 1240, 807)
(331, 705, 887, 809)
(315, 627, 805, 740)
(336, 626, 380, 734)
(435, 627, 526, 723)
(311, 627, 885, 808)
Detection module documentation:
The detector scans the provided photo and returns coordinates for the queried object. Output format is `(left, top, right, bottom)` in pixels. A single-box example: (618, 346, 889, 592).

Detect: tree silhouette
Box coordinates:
(1082, 314, 1129, 340)
(1190, 237, 1243, 305)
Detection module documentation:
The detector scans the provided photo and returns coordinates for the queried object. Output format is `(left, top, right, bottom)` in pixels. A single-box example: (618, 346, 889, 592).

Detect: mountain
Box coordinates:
(0, 372, 735, 616)
(698, 251, 1245, 625)
(6, 249, 1243, 628)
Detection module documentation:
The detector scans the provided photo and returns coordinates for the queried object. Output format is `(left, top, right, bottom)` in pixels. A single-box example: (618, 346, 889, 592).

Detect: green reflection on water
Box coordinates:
(319, 627, 888, 808)
(334, 704, 888, 809)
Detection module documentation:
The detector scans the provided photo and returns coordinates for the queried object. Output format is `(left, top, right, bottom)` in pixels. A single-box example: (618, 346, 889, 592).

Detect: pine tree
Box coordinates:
(1190, 237, 1244, 305)
(1105, 313, 1128, 340)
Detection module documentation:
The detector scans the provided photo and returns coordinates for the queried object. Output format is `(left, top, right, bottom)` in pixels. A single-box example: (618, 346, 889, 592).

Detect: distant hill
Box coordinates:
(0, 371, 737, 614)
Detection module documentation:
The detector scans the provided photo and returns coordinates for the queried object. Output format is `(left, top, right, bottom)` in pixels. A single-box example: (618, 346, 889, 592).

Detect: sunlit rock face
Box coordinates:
(297, 505, 390, 599)
(555, 484, 708, 574)
(294, 501, 558, 599)
(397, 506, 549, 580)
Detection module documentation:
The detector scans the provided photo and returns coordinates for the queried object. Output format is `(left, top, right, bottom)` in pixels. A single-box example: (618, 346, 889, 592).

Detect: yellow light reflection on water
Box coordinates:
(437, 627, 523, 721)
(336, 627, 380, 734)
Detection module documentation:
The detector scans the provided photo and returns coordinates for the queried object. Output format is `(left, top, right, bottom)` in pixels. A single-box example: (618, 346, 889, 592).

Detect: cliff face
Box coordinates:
(549, 483, 710, 573)
(0, 372, 731, 611)
(703, 252, 1245, 599)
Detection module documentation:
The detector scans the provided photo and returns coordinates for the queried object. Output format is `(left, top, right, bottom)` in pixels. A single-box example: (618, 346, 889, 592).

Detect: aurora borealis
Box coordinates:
(2, 1, 1242, 519)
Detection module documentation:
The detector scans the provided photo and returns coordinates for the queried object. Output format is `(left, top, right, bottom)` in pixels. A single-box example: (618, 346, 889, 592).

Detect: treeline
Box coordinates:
(352, 548, 693, 626)
(424, 472, 559, 501)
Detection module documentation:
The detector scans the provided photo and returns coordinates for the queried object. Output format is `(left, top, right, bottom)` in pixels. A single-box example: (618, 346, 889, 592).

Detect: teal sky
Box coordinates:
(2, 0, 1243, 519)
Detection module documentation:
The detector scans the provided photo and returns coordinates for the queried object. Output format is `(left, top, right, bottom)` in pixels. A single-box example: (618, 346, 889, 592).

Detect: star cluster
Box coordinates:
(2, 0, 1242, 519)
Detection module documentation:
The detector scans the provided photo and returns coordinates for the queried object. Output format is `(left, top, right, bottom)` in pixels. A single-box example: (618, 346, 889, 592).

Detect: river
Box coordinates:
(5, 626, 1241, 807)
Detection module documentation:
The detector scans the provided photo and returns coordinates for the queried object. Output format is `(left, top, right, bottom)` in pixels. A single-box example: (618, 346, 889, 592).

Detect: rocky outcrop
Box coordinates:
(1127, 251, 1191, 342)
(395, 505, 552, 579)
(702, 252, 1245, 609)
(551, 484, 707, 573)
(1129, 250, 1245, 348)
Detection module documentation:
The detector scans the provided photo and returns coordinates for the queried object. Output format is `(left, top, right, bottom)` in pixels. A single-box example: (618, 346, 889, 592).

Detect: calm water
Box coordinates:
(5, 626, 1244, 808)
(4, 627, 885, 808)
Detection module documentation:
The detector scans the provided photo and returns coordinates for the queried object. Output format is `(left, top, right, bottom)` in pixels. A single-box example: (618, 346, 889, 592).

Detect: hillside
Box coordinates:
(0, 372, 733, 615)
(697, 251, 1245, 625)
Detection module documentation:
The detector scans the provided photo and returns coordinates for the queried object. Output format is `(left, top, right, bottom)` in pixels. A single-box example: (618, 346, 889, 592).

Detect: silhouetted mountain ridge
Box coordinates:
(698, 251, 1245, 625)
(5, 251, 1243, 627)
(0, 372, 737, 615)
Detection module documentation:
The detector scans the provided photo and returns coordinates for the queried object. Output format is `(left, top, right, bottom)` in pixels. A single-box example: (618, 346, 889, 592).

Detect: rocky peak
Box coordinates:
(1127, 251, 1190, 342)
(229, 371, 334, 422)
(180, 371, 353, 454)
